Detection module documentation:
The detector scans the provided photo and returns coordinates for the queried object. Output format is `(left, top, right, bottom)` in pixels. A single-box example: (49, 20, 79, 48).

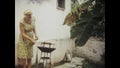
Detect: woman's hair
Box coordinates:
(24, 9, 32, 15)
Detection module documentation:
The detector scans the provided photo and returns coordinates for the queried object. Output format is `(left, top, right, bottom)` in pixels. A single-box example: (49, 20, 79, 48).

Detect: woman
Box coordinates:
(17, 10, 38, 68)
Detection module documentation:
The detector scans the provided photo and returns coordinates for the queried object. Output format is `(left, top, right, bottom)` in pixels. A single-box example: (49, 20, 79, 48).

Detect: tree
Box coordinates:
(63, 0, 105, 46)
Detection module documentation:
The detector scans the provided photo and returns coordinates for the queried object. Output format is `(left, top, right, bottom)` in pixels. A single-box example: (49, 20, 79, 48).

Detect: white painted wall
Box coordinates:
(15, 0, 71, 65)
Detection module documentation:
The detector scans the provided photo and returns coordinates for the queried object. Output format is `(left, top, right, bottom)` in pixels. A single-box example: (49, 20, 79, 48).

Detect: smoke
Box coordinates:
(28, 0, 50, 4)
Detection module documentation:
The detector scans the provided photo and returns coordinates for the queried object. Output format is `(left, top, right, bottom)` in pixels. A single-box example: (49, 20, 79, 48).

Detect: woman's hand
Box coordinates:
(35, 35, 39, 40)
(31, 39, 36, 45)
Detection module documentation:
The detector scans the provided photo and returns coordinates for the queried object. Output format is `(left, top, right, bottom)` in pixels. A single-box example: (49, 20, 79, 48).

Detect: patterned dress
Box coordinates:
(17, 17, 35, 59)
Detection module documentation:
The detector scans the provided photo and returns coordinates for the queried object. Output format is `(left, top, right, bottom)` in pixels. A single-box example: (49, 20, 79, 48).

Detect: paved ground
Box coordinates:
(54, 57, 85, 68)
(15, 57, 85, 68)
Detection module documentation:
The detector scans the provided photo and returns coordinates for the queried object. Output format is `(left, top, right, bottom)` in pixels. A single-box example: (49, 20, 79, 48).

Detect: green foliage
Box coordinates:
(64, 0, 105, 46)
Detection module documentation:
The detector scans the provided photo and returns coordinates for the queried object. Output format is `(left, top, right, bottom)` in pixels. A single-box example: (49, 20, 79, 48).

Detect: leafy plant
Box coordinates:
(63, 0, 105, 46)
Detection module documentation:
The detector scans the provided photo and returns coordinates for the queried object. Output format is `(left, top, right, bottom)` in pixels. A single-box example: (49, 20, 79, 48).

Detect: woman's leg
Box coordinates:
(17, 58, 23, 68)
(27, 59, 31, 68)
(22, 59, 27, 68)
(51, 63, 54, 68)
(17, 58, 20, 65)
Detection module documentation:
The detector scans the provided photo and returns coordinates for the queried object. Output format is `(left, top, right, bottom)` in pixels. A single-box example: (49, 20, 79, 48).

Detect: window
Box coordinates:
(57, 0, 65, 11)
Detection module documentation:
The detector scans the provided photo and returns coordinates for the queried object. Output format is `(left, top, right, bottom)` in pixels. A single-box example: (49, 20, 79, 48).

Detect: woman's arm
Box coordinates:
(20, 23, 35, 44)
(33, 27, 38, 36)
(33, 24, 39, 40)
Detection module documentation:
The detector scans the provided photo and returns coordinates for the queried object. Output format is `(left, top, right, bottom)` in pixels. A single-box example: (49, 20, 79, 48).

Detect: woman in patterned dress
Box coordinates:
(17, 10, 38, 68)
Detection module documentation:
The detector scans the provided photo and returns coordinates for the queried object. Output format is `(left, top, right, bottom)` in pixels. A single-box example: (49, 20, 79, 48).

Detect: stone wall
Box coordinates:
(73, 37, 105, 64)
